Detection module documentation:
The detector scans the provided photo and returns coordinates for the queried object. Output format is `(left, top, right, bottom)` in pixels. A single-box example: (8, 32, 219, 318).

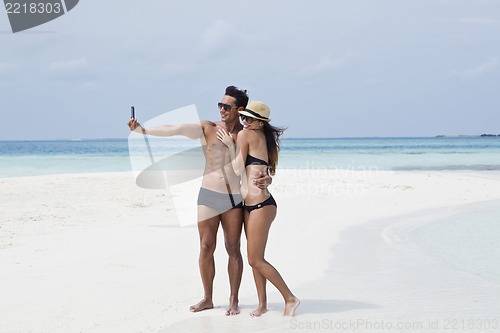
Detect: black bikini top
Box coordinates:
(245, 154, 269, 167)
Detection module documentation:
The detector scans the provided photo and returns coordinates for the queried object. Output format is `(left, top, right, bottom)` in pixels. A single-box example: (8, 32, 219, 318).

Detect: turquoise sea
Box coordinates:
(1, 136, 500, 178)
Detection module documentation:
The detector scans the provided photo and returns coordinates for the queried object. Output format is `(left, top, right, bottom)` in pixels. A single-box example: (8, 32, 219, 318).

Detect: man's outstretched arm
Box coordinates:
(128, 118, 205, 140)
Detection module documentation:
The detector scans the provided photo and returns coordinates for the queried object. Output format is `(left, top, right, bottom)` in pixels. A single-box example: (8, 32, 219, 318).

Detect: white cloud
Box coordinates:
(299, 53, 354, 77)
(0, 61, 18, 72)
(76, 80, 100, 91)
(364, 78, 386, 86)
(47, 57, 88, 71)
(455, 56, 499, 79)
(199, 19, 235, 56)
(457, 17, 500, 25)
(159, 62, 197, 77)
(438, 0, 500, 4)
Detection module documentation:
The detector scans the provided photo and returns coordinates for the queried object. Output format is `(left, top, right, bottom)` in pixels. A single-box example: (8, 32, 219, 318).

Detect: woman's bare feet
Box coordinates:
(250, 305, 268, 317)
(283, 297, 300, 317)
(189, 298, 214, 312)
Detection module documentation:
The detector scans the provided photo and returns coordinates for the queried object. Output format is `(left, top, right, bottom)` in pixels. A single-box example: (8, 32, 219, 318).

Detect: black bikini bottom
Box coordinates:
(244, 195, 277, 213)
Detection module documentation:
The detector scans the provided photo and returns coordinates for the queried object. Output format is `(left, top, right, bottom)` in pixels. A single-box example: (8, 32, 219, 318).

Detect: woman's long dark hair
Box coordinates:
(263, 122, 286, 175)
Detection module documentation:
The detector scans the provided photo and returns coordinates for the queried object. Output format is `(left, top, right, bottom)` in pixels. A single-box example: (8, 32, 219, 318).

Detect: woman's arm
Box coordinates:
(217, 128, 247, 176)
(217, 129, 272, 189)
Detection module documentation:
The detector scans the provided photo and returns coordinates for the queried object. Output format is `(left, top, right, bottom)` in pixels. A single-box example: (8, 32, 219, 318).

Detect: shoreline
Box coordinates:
(1, 170, 500, 332)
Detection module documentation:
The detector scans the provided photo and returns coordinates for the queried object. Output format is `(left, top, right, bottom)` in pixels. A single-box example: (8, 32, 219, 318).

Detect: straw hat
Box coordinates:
(239, 100, 271, 122)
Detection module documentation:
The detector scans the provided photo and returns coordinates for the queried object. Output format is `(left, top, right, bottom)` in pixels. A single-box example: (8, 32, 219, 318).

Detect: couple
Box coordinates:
(128, 86, 299, 317)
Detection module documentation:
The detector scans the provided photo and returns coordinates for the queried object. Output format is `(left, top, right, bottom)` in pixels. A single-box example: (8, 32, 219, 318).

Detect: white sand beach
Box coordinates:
(1, 170, 500, 333)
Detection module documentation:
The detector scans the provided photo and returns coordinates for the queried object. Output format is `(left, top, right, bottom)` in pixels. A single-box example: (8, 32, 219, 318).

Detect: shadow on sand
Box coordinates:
(157, 299, 377, 332)
(287, 298, 378, 315)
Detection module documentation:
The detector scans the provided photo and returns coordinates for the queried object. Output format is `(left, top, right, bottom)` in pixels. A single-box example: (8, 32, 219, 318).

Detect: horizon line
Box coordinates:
(1, 134, 499, 142)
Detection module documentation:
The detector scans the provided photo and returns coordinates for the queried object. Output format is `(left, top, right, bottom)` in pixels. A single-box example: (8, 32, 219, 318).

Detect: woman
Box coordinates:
(217, 101, 300, 317)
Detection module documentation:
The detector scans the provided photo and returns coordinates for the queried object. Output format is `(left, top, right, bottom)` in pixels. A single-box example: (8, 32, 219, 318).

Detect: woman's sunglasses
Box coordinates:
(240, 115, 255, 124)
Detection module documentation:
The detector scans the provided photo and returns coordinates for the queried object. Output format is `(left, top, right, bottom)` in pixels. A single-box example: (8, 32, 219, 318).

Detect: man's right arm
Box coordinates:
(128, 118, 205, 140)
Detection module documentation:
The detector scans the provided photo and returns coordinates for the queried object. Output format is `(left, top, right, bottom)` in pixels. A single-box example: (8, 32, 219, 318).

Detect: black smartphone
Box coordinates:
(131, 106, 135, 119)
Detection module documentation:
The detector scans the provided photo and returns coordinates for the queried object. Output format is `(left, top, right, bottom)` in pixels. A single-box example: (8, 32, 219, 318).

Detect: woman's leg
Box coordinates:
(250, 267, 267, 316)
(244, 209, 267, 316)
(246, 206, 300, 316)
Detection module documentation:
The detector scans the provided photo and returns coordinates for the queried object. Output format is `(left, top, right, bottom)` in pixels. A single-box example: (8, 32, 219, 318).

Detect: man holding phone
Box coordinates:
(128, 86, 271, 316)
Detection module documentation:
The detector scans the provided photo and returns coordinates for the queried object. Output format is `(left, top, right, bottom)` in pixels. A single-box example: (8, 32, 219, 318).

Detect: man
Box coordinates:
(128, 86, 270, 316)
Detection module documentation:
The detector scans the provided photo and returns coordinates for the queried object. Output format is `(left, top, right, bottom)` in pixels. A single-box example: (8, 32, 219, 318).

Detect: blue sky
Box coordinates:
(1, 0, 500, 140)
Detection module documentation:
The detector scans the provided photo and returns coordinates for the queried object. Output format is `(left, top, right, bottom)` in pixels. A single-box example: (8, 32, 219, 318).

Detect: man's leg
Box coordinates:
(220, 207, 244, 315)
(190, 206, 221, 312)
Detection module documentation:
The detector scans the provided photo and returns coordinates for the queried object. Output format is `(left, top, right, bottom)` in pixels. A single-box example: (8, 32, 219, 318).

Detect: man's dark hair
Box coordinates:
(225, 86, 249, 108)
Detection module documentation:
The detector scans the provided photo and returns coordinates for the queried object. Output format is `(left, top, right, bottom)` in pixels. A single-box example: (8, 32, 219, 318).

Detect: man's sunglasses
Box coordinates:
(240, 114, 255, 124)
(218, 102, 238, 111)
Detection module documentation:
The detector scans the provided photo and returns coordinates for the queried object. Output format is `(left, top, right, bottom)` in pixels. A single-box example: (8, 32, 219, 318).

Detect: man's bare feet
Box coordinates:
(189, 298, 214, 313)
(225, 305, 240, 316)
(283, 297, 300, 317)
(225, 296, 240, 316)
(250, 305, 268, 317)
